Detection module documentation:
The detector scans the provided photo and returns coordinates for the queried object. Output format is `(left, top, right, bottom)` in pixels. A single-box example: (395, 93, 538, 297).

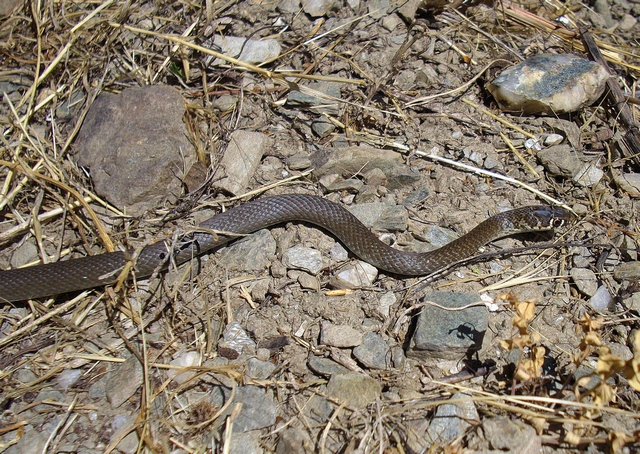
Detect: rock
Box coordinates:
(10, 239, 37, 268)
(614, 173, 640, 198)
(417, 225, 458, 248)
(219, 321, 257, 356)
(287, 81, 341, 113)
(276, 427, 312, 454)
(321, 178, 364, 193)
(426, 392, 479, 444)
(320, 321, 363, 348)
(627, 293, 640, 311)
(378, 292, 396, 318)
(381, 13, 402, 31)
(229, 431, 263, 454)
(311, 146, 419, 190)
(207, 35, 281, 65)
(487, 53, 610, 114)
(311, 117, 336, 138)
(325, 373, 382, 408)
(307, 356, 351, 377)
(483, 416, 541, 452)
(75, 85, 195, 215)
(89, 377, 107, 399)
(368, 0, 390, 19)
(589, 285, 614, 311)
(570, 268, 598, 296)
(213, 130, 272, 195)
(330, 242, 349, 262)
(397, 0, 421, 21)
(282, 246, 324, 275)
(303, 0, 339, 17)
(573, 162, 604, 187)
(614, 261, 640, 281)
(618, 13, 637, 32)
(220, 229, 277, 272)
(212, 94, 237, 112)
(544, 133, 564, 146)
(57, 369, 82, 389)
(4, 425, 47, 454)
(0, 0, 21, 15)
(391, 345, 406, 368)
(407, 292, 488, 360)
(330, 261, 378, 289)
(353, 332, 391, 370)
(246, 357, 276, 380)
(348, 203, 408, 231)
(227, 386, 277, 432)
(167, 351, 201, 385)
(110, 414, 139, 453)
(56, 89, 85, 120)
(536, 145, 582, 177)
(286, 151, 312, 170)
(277, 0, 301, 14)
(106, 355, 143, 408)
(295, 271, 320, 291)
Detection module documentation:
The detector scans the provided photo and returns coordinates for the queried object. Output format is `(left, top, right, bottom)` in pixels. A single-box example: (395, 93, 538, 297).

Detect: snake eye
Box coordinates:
(552, 218, 565, 228)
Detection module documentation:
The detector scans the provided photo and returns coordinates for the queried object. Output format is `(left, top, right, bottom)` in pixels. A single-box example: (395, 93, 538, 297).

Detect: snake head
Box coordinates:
(510, 205, 575, 233)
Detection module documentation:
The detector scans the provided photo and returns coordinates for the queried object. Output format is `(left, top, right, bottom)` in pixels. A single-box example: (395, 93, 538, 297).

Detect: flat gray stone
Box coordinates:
(282, 246, 324, 275)
(325, 373, 381, 408)
(213, 129, 272, 195)
(220, 229, 276, 272)
(75, 85, 195, 215)
(536, 145, 582, 177)
(418, 225, 458, 248)
(320, 321, 363, 348)
(229, 431, 263, 454)
(276, 427, 312, 454)
(348, 203, 408, 232)
(302, 0, 339, 17)
(219, 321, 257, 356)
(307, 356, 350, 377)
(353, 332, 391, 370)
(208, 35, 281, 65)
(615, 173, 640, 198)
(570, 268, 598, 296)
(228, 386, 277, 433)
(246, 358, 276, 380)
(106, 355, 143, 408)
(614, 261, 640, 281)
(330, 261, 378, 289)
(4, 425, 47, 454)
(426, 392, 479, 444)
(407, 292, 488, 360)
(311, 146, 419, 190)
(589, 285, 614, 311)
(483, 416, 540, 453)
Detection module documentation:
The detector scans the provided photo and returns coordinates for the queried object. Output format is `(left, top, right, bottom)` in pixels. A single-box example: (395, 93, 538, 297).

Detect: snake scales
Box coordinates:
(0, 194, 572, 302)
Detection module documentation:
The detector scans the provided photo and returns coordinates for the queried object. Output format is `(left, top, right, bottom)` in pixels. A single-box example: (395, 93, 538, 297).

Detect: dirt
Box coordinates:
(1, 0, 640, 453)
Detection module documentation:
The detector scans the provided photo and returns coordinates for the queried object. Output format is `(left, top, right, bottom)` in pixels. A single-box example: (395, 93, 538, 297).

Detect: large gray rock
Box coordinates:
(407, 292, 488, 360)
(75, 85, 195, 215)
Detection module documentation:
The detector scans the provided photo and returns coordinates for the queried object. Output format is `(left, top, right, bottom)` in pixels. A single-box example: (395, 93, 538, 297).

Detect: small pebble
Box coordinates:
(330, 261, 378, 289)
(282, 246, 324, 275)
(544, 134, 564, 146)
(589, 285, 614, 311)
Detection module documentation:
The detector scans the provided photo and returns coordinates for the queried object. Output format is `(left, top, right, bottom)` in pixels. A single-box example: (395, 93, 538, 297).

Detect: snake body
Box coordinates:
(0, 194, 572, 302)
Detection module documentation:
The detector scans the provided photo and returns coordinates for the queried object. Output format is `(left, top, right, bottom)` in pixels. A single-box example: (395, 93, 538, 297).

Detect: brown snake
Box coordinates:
(0, 194, 572, 302)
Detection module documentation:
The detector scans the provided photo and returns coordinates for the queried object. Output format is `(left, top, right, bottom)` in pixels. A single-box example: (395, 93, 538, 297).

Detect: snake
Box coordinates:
(0, 194, 572, 302)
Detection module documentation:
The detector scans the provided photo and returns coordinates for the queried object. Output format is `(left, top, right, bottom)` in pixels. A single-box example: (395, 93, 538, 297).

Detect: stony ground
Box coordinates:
(1, 0, 640, 453)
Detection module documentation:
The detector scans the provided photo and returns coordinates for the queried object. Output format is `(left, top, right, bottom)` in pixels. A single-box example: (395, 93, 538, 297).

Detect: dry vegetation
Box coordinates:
(1, 0, 640, 453)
